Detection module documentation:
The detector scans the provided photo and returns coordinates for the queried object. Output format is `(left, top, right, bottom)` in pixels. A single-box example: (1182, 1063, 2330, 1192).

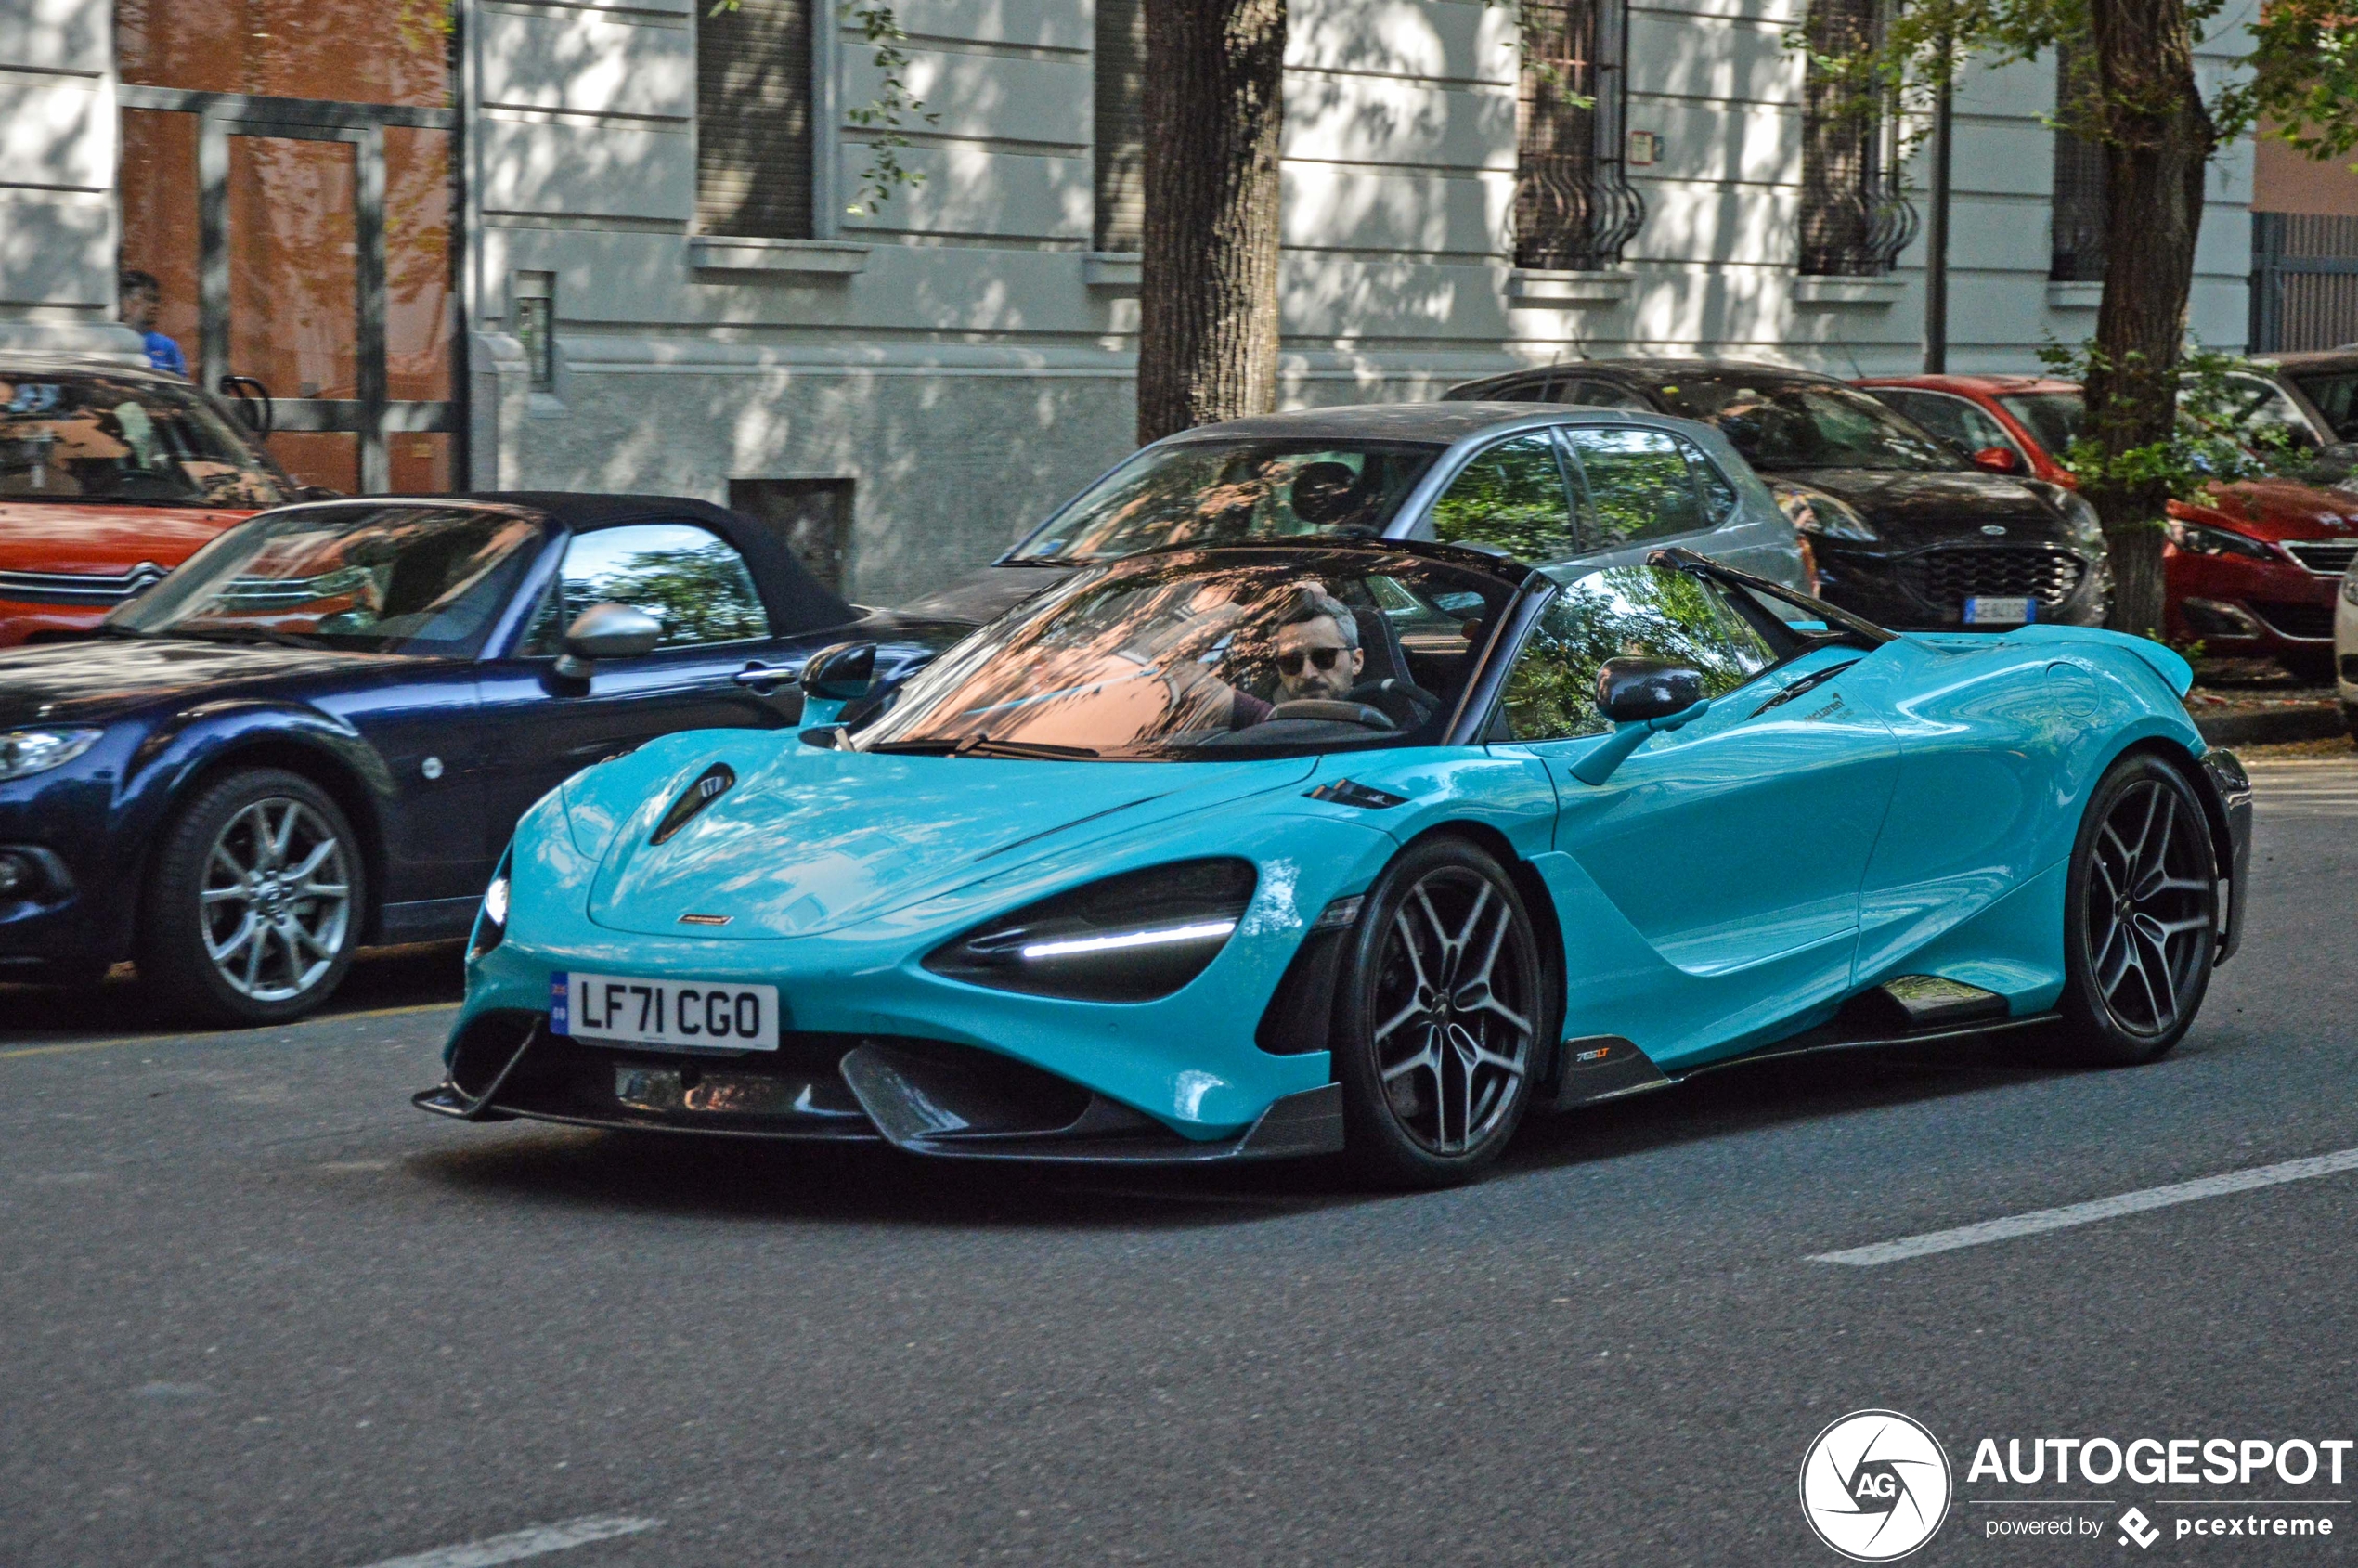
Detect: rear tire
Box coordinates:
(1332, 837, 1548, 1188)
(137, 769, 366, 1027)
(2057, 753, 2217, 1066)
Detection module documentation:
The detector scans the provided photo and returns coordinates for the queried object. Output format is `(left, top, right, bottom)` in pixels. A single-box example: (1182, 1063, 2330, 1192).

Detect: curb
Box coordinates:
(2190, 704, 2346, 747)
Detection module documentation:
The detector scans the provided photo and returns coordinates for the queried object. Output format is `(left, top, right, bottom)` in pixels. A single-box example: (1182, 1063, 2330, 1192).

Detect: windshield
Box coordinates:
(110, 503, 544, 655)
(1005, 439, 1444, 564)
(1998, 391, 2084, 456)
(1649, 376, 1962, 473)
(2286, 369, 2358, 443)
(852, 551, 1515, 759)
(0, 371, 289, 508)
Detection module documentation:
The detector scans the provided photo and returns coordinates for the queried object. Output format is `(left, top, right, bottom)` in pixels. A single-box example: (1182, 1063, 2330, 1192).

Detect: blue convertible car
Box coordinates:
(421, 540, 2250, 1186)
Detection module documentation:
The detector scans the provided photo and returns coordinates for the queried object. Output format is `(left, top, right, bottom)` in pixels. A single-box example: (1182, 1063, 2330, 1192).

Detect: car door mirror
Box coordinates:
(1597, 656, 1704, 723)
(1572, 657, 1712, 786)
(554, 603, 661, 680)
(797, 641, 876, 728)
(1971, 447, 2024, 474)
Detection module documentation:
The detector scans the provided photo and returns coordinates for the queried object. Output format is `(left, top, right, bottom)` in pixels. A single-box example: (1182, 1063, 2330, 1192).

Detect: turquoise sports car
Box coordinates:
(418, 541, 2252, 1186)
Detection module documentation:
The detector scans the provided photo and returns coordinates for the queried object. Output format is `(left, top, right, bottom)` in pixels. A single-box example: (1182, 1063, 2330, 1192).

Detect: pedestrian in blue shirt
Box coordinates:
(120, 270, 188, 377)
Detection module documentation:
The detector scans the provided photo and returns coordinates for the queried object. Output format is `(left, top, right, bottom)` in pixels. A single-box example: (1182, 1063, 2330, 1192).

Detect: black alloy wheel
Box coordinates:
(1333, 836, 1548, 1187)
(2059, 753, 2219, 1065)
(137, 768, 367, 1026)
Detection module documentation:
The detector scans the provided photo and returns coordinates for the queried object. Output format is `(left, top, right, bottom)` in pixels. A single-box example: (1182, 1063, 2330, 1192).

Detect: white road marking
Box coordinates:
(351, 1514, 660, 1568)
(1810, 1147, 2358, 1266)
(2245, 760, 2358, 816)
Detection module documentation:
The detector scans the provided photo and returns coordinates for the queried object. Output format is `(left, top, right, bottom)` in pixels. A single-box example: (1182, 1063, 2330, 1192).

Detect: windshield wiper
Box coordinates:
(171, 626, 327, 652)
(865, 735, 1101, 759)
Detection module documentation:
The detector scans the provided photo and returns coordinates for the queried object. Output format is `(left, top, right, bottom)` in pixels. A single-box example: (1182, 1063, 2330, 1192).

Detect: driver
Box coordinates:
(1221, 586, 1365, 728)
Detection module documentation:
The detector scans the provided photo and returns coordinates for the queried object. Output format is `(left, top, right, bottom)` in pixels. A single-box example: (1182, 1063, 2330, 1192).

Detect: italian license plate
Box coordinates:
(551, 971, 780, 1052)
(1963, 595, 2035, 626)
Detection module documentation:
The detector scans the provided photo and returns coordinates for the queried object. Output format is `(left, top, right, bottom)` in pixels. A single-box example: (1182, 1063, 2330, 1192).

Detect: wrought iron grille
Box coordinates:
(1514, 0, 1644, 271)
(2251, 213, 2358, 354)
(2050, 40, 2107, 282)
(1798, 0, 1916, 277)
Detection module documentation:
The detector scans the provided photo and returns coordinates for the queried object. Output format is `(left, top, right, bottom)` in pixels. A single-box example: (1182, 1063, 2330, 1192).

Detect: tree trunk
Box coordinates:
(2082, 0, 2217, 637)
(1136, 0, 1286, 445)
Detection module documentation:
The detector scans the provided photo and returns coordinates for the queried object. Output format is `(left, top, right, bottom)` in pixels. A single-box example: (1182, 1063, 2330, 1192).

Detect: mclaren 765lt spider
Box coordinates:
(418, 540, 2250, 1187)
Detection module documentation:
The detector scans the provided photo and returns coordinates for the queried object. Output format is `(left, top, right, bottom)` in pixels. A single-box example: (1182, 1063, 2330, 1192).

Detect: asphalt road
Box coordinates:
(5, 758, 2355, 1568)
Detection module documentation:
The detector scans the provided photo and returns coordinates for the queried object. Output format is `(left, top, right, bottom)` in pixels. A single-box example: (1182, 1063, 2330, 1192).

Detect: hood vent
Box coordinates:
(650, 763, 735, 845)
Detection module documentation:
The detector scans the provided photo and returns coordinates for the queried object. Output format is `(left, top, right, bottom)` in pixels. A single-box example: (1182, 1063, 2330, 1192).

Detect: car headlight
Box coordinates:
(2166, 519, 2281, 562)
(0, 729, 102, 783)
(1770, 482, 1879, 543)
(470, 851, 512, 962)
(924, 859, 1258, 1003)
(2055, 489, 2109, 559)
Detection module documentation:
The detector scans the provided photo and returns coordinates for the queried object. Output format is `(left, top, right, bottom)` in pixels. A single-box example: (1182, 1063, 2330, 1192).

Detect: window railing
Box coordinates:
(1798, 0, 1916, 277)
(1514, 0, 1644, 272)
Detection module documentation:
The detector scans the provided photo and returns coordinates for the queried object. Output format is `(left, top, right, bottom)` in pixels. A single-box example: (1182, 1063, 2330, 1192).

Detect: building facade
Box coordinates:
(2, 0, 2261, 603)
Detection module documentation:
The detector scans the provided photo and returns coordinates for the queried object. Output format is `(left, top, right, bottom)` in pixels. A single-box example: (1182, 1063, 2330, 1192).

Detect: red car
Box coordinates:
(0, 357, 297, 646)
(1859, 373, 2358, 680)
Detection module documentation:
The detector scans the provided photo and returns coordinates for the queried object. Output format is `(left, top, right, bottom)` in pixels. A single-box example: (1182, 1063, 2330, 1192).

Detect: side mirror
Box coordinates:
(1971, 447, 2024, 475)
(797, 641, 876, 728)
(297, 485, 343, 501)
(1573, 657, 1711, 786)
(1596, 657, 1704, 724)
(553, 603, 661, 680)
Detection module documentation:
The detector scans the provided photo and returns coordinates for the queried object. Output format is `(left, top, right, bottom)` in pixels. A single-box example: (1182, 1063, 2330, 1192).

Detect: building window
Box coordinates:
(1798, 0, 1915, 276)
(730, 477, 856, 594)
(1094, 0, 1147, 253)
(697, 0, 815, 239)
(1514, 0, 1643, 270)
(2049, 41, 2106, 283)
(513, 272, 554, 393)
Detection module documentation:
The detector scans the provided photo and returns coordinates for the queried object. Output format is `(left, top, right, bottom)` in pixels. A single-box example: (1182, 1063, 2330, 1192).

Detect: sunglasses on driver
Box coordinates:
(1276, 646, 1348, 676)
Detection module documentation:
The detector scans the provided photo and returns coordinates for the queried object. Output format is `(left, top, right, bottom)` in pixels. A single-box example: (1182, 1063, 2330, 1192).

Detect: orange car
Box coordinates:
(0, 356, 299, 645)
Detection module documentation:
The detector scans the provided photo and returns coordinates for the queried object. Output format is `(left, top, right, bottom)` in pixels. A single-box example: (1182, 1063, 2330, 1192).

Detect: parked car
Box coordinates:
(2337, 557, 2358, 732)
(899, 402, 1807, 627)
(1444, 359, 2115, 631)
(1860, 374, 2358, 680)
(421, 539, 2248, 1187)
(0, 356, 298, 646)
(2242, 349, 2358, 457)
(0, 492, 962, 1021)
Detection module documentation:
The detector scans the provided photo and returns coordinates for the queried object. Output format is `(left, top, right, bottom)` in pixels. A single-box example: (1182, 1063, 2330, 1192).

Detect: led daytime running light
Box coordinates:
(1018, 919, 1238, 962)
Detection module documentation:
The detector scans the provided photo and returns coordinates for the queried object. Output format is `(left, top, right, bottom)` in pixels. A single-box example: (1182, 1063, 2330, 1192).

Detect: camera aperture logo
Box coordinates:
(1801, 1410, 1954, 1561)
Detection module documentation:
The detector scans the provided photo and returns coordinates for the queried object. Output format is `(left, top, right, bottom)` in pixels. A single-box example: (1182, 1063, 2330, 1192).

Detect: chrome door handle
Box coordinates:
(732, 665, 793, 687)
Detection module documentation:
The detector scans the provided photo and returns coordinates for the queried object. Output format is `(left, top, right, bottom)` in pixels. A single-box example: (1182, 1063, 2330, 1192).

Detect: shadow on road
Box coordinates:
(0, 940, 466, 1044)
(406, 1026, 2088, 1230)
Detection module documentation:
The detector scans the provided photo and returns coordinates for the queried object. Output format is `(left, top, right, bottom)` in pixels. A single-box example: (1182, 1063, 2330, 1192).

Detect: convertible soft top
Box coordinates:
(469, 490, 856, 637)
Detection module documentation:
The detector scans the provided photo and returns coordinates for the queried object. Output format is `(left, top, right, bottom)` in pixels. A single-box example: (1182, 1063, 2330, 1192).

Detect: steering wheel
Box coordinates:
(1265, 698, 1395, 731)
(1347, 677, 1441, 728)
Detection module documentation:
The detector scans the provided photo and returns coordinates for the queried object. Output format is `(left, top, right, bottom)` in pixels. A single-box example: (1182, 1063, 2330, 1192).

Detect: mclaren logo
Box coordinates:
(650, 762, 736, 845)
(678, 913, 732, 927)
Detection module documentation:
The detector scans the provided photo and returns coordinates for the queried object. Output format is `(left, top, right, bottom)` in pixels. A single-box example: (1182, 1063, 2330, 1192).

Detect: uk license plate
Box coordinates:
(551, 971, 780, 1052)
(1963, 595, 2035, 626)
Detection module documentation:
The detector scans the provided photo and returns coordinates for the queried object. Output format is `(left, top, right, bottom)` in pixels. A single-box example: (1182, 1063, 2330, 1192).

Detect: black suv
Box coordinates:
(1446, 358, 2115, 631)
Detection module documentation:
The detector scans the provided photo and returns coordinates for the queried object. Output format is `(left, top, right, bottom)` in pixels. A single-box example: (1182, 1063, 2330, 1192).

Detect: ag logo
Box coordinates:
(1799, 1409, 1952, 1561)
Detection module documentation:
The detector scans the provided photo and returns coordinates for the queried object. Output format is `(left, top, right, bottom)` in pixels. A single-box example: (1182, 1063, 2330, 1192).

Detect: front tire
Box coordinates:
(2058, 753, 2218, 1066)
(137, 769, 366, 1026)
(1332, 837, 1548, 1187)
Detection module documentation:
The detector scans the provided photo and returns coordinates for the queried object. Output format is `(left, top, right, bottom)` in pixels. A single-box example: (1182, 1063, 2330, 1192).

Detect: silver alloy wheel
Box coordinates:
(2086, 778, 2215, 1039)
(198, 797, 354, 1003)
(1369, 865, 1537, 1156)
